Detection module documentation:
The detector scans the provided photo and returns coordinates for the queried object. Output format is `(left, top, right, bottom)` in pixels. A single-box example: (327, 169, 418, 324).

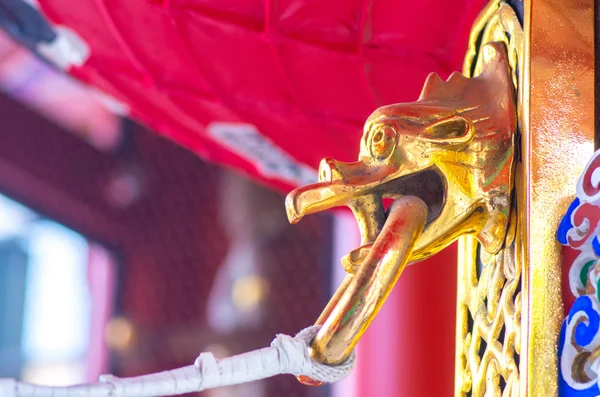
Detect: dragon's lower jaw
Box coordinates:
(309, 195, 429, 365)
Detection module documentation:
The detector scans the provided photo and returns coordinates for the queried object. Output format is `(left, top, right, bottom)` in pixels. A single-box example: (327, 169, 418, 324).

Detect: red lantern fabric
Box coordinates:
(36, 0, 487, 191)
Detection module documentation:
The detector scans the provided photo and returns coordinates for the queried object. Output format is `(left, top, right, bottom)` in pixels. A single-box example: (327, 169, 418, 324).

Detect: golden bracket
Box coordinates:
(285, 41, 517, 373)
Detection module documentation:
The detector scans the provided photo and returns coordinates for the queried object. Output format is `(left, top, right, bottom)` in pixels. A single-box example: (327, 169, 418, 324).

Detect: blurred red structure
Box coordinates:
(359, 244, 458, 396)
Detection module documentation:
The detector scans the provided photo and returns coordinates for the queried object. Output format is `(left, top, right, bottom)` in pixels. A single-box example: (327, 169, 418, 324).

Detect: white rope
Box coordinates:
(0, 326, 355, 397)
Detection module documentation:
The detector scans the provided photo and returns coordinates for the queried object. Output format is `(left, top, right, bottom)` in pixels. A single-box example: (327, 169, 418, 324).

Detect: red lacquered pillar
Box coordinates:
(331, 212, 457, 397)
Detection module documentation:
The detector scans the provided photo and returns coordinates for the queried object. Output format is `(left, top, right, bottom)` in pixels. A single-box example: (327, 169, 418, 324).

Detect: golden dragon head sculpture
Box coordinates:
(287, 42, 516, 270)
(285, 42, 517, 369)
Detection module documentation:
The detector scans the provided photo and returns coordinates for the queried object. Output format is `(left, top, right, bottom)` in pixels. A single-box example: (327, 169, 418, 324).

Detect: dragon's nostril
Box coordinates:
(318, 165, 330, 182)
(318, 158, 338, 182)
(319, 168, 330, 182)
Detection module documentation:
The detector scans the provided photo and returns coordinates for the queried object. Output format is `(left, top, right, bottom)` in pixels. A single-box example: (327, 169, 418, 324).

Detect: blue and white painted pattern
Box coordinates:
(558, 149, 600, 396)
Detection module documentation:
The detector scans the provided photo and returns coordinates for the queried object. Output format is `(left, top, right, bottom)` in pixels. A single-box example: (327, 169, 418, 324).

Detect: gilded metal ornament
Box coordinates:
(286, 39, 517, 368)
(460, 0, 595, 394)
(286, 0, 596, 394)
(517, 0, 594, 395)
(456, 3, 523, 396)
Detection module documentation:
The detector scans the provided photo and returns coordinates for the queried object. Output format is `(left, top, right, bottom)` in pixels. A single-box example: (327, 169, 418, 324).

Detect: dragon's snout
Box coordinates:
(285, 157, 387, 226)
(317, 157, 374, 184)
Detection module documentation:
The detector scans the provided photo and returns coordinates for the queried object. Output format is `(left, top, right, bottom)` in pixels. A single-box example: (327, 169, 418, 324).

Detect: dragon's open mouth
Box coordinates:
(286, 166, 446, 272)
(340, 168, 445, 271)
(380, 168, 445, 224)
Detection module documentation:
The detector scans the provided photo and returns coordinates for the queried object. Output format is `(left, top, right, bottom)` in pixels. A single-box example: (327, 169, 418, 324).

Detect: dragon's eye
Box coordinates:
(370, 125, 396, 159)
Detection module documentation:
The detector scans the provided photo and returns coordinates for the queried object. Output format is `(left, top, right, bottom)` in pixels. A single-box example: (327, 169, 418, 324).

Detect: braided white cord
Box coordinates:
(0, 326, 355, 397)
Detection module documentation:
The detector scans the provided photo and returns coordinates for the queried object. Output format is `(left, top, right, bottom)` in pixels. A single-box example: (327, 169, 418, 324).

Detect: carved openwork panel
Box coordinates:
(457, 234, 521, 397)
(456, 2, 523, 396)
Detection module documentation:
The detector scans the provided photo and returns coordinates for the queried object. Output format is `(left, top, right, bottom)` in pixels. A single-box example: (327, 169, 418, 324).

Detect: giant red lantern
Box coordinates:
(22, 0, 486, 191)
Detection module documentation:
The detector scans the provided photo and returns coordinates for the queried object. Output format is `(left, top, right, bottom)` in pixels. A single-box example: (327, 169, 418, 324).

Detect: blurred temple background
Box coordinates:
(0, 0, 479, 394)
(0, 29, 333, 397)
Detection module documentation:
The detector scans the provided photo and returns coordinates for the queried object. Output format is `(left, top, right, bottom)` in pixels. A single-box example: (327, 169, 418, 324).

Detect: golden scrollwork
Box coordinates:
(456, 3, 523, 396)
(463, 1, 522, 89)
(457, 231, 521, 397)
